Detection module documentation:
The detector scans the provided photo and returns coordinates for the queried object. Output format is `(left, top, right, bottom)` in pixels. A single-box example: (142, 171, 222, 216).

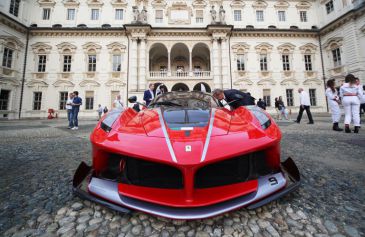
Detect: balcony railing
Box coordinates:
(149, 71, 211, 79)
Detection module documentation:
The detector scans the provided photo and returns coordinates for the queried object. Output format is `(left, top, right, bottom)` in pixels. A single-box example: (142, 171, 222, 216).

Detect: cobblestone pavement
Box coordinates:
(0, 115, 364, 237)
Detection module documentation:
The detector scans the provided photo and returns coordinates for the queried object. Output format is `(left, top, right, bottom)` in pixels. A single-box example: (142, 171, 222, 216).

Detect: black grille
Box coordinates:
(194, 151, 273, 188)
(99, 154, 183, 189)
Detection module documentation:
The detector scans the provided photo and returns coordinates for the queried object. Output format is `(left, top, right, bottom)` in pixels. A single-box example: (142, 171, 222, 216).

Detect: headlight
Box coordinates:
(100, 108, 123, 132)
(246, 106, 271, 129)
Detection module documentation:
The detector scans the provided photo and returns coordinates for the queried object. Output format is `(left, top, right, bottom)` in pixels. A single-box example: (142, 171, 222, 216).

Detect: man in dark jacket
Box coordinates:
(212, 89, 255, 109)
(143, 83, 155, 106)
(257, 98, 266, 110)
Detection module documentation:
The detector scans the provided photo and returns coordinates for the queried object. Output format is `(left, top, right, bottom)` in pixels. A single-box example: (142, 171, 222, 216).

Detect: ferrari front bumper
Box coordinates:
(73, 157, 300, 219)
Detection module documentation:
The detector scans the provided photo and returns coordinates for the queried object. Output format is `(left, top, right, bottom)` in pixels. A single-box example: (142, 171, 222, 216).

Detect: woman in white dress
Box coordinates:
(340, 74, 361, 133)
(326, 79, 343, 131)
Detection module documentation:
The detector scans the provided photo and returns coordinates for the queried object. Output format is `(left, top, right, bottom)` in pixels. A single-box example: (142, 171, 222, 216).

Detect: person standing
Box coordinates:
(66, 92, 74, 129)
(326, 79, 343, 131)
(294, 88, 314, 124)
(113, 95, 124, 110)
(360, 85, 365, 116)
(71, 91, 82, 130)
(257, 98, 266, 110)
(274, 97, 282, 120)
(143, 83, 155, 106)
(278, 96, 289, 120)
(340, 74, 361, 133)
(97, 104, 103, 121)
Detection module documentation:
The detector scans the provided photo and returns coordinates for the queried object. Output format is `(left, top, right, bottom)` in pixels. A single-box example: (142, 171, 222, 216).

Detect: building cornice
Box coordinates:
(319, 2, 365, 35)
(30, 27, 126, 37)
(0, 12, 28, 34)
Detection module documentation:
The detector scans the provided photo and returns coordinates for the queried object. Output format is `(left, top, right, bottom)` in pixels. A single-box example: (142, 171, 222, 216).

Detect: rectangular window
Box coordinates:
(33, 92, 42, 110)
(196, 10, 203, 23)
(263, 89, 271, 107)
(88, 55, 96, 72)
(282, 54, 290, 71)
(278, 11, 286, 21)
(304, 55, 312, 71)
(326, 0, 334, 14)
(332, 48, 341, 67)
(2, 48, 13, 68)
(155, 10, 163, 23)
(0, 90, 10, 110)
(63, 55, 72, 72)
(43, 8, 50, 20)
(256, 10, 264, 22)
(9, 0, 20, 17)
(234, 10, 242, 21)
(85, 91, 94, 110)
(115, 9, 123, 20)
(67, 9, 75, 20)
(91, 9, 99, 20)
(286, 89, 294, 106)
(38, 55, 46, 72)
(112, 55, 121, 72)
(59, 91, 68, 110)
(237, 54, 245, 71)
(309, 89, 317, 106)
(260, 54, 268, 71)
(300, 11, 307, 22)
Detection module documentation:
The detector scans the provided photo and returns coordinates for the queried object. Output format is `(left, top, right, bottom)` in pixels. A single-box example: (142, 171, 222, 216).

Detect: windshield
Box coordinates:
(150, 91, 218, 110)
(163, 109, 210, 129)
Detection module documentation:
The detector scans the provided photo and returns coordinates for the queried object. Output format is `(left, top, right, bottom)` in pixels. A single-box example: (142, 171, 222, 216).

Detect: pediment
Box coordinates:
(56, 42, 77, 53)
(31, 42, 52, 54)
(230, 0, 245, 8)
(323, 37, 343, 50)
(106, 42, 126, 52)
(277, 43, 296, 53)
(303, 78, 321, 86)
(62, 0, 80, 7)
(274, 0, 289, 9)
(105, 79, 126, 87)
(0, 36, 24, 49)
(257, 78, 276, 86)
(280, 78, 299, 86)
(296, 1, 311, 9)
(53, 80, 75, 87)
(0, 78, 20, 86)
(82, 42, 102, 53)
(151, 0, 167, 8)
(299, 43, 318, 53)
(233, 78, 253, 86)
(87, 0, 103, 7)
(111, 0, 128, 7)
(255, 42, 273, 53)
(192, 0, 206, 8)
(26, 80, 49, 87)
(232, 43, 250, 53)
(37, 0, 56, 7)
(79, 79, 100, 87)
(252, 0, 268, 9)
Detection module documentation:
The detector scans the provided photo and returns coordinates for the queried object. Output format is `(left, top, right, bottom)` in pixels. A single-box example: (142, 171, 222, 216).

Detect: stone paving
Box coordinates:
(0, 115, 364, 237)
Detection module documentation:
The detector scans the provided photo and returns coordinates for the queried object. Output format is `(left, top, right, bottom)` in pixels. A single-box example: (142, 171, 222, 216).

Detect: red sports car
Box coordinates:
(73, 91, 300, 219)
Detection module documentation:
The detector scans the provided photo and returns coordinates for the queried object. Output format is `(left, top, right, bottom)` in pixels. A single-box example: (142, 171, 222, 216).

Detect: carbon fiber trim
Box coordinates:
(88, 172, 287, 219)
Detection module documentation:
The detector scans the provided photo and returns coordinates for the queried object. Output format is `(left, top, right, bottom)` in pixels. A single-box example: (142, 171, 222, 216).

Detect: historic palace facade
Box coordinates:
(0, 0, 364, 119)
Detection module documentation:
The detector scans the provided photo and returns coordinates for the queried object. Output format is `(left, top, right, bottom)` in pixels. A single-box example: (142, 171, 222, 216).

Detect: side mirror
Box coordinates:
(128, 96, 137, 103)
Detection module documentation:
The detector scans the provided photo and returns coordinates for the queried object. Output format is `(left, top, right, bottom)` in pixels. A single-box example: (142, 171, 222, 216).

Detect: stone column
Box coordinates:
(189, 50, 193, 76)
(138, 38, 147, 91)
(221, 38, 230, 89)
(129, 38, 138, 91)
(212, 38, 221, 88)
(168, 49, 171, 76)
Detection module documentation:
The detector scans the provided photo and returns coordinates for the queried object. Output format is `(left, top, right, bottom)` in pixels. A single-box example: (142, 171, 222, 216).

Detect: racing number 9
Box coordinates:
(268, 177, 278, 186)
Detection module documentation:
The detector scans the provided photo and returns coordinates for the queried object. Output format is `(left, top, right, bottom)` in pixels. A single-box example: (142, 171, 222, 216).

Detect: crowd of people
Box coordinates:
(64, 76, 364, 133)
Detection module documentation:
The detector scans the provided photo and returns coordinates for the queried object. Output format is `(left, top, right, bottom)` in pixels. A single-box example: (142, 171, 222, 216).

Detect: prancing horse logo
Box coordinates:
(185, 145, 192, 152)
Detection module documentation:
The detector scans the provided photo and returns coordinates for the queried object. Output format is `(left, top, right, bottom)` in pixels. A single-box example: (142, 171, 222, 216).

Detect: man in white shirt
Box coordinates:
(66, 92, 74, 128)
(113, 95, 124, 110)
(294, 88, 314, 124)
